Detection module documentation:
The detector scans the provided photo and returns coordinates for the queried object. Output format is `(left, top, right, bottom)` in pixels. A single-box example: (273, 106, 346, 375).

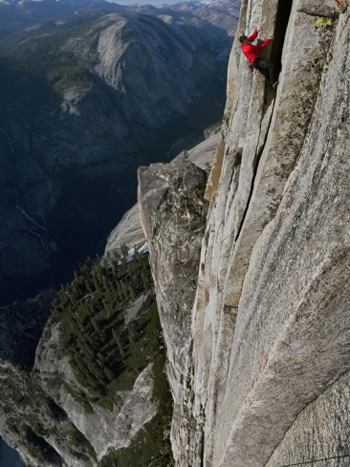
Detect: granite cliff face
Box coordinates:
(139, 0, 350, 465)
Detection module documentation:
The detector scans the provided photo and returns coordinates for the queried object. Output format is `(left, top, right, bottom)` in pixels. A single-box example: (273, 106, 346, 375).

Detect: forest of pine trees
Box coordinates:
(52, 247, 156, 404)
(49, 246, 173, 466)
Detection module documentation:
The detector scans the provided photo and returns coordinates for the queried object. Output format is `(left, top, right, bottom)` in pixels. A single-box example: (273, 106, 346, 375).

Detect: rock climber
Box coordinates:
(239, 29, 276, 86)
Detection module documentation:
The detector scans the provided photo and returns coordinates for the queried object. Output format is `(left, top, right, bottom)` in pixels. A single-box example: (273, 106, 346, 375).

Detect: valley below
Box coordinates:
(0, 0, 239, 306)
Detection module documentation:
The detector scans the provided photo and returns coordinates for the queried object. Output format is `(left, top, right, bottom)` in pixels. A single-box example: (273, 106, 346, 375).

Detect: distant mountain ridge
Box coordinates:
(0, 0, 239, 41)
(0, 0, 239, 305)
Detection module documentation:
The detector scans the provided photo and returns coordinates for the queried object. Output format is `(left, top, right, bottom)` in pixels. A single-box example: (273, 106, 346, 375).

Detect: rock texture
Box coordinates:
(266, 370, 350, 467)
(138, 160, 208, 382)
(0, 290, 54, 371)
(139, 1, 350, 466)
(105, 132, 219, 255)
(138, 158, 209, 462)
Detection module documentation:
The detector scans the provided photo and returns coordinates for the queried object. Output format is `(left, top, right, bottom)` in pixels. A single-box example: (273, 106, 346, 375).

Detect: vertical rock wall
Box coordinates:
(196, 1, 350, 466)
(139, 0, 350, 466)
(138, 159, 209, 465)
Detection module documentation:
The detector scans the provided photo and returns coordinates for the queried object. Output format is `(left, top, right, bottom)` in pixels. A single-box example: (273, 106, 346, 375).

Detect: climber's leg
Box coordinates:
(252, 58, 275, 85)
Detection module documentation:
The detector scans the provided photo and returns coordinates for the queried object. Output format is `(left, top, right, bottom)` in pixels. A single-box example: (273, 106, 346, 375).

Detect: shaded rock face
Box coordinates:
(105, 204, 146, 256)
(0, 290, 54, 372)
(138, 1, 350, 466)
(0, 3, 234, 305)
(138, 160, 208, 379)
(138, 159, 209, 460)
(0, 293, 54, 467)
(0, 364, 97, 467)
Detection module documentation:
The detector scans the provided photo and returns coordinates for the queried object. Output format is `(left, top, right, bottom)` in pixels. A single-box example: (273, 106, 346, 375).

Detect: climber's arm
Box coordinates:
(247, 30, 259, 42)
(257, 37, 273, 50)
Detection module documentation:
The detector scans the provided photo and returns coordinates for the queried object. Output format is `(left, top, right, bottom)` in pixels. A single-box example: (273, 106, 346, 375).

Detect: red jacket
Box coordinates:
(241, 30, 271, 64)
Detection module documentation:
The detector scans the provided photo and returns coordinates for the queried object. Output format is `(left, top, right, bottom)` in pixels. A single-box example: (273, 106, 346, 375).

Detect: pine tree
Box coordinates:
(121, 243, 129, 259)
(104, 367, 115, 382)
(92, 319, 102, 334)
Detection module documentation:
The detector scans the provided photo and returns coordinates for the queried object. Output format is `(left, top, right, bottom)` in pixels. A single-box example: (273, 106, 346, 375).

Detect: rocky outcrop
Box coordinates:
(138, 158, 210, 464)
(105, 132, 219, 255)
(138, 160, 208, 384)
(0, 358, 96, 467)
(139, 1, 350, 466)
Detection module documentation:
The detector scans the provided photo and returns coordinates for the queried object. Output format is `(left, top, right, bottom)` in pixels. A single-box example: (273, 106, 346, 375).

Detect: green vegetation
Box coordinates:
(50, 248, 173, 465)
(52, 249, 155, 404)
(0, 366, 96, 465)
(315, 17, 334, 28)
(0, 17, 104, 95)
(1, 249, 173, 465)
(99, 350, 174, 467)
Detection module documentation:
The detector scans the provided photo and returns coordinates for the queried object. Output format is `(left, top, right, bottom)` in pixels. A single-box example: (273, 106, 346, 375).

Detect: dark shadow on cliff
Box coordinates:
(0, 289, 55, 371)
(270, 0, 293, 79)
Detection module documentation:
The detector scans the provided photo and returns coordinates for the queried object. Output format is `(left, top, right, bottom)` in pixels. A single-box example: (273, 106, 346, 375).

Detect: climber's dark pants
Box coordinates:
(252, 58, 275, 85)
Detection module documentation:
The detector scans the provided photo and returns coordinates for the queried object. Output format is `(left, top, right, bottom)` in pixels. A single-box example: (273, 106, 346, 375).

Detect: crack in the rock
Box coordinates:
(233, 3, 336, 248)
(297, 10, 339, 19)
(280, 454, 350, 466)
(264, 369, 350, 466)
(234, 96, 276, 243)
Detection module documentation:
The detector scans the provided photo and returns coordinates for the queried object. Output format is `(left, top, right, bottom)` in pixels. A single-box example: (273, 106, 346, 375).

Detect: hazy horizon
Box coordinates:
(106, 0, 193, 5)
